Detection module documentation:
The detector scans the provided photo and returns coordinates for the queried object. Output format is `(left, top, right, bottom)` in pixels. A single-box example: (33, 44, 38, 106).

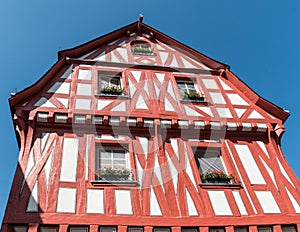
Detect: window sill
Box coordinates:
(180, 99, 209, 105)
(95, 94, 130, 99)
(199, 183, 242, 189)
(91, 180, 140, 187)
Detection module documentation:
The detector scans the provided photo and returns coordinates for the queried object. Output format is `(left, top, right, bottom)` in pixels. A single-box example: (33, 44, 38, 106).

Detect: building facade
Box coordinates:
(2, 18, 300, 232)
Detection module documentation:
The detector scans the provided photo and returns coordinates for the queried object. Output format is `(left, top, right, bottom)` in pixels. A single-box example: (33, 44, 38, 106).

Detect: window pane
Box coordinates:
(113, 150, 125, 159)
(13, 226, 28, 232)
(209, 228, 225, 232)
(154, 229, 170, 232)
(258, 227, 272, 232)
(281, 226, 296, 232)
(182, 229, 198, 232)
(100, 228, 116, 232)
(197, 151, 225, 173)
(40, 227, 58, 232)
(128, 227, 143, 232)
(70, 227, 88, 232)
(100, 151, 112, 159)
(234, 227, 248, 232)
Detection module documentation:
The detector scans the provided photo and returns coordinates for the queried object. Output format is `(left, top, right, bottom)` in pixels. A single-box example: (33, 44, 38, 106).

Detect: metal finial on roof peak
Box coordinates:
(137, 14, 143, 32)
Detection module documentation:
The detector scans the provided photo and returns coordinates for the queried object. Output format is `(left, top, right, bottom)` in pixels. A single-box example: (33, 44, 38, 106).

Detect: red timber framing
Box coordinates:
(2, 17, 299, 232)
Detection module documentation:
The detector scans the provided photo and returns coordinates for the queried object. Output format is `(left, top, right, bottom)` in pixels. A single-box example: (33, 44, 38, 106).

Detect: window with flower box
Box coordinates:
(95, 146, 131, 181)
(194, 148, 233, 184)
(176, 79, 204, 102)
(131, 41, 154, 55)
(98, 72, 125, 95)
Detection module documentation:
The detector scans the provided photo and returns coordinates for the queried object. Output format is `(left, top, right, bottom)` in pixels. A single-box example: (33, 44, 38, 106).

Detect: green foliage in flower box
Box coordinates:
(96, 168, 131, 181)
(183, 92, 205, 101)
(201, 170, 234, 184)
(99, 86, 125, 95)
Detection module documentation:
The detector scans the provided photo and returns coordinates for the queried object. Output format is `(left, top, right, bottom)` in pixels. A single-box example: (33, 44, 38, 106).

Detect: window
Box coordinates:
(100, 228, 116, 232)
(194, 148, 233, 184)
(281, 226, 297, 232)
(182, 228, 198, 232)
(176, 79, 204, 101)
(128, 228, 143, 232)
(98, 72, 124, 95)
(153, 228, 170, 232)
(209, 228, 225, 232)
(13, 226, 28, 232)
(69, 228, 89, 232)
(95, 146, 131, 181)
(257, 227, 273, 232)
(131, 41, 153, 55)
(40, 226, 58, 232)
(234, 227, 248, 232)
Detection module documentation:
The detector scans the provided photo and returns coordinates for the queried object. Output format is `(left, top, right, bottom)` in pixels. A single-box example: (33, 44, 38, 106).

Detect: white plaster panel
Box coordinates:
(153, 81, 160, 98)
(138, 137, 148, 160)
(234, 144, 266, 184)
(34, 97, 56, 108)
(255, 191, 281, 213)
(155, 73, 165, 84)
(135, 155, 144, 188)
(150, 187, 162, 216)
(256, 141, 270, 158)
(170, 55, 179, 67)
(86, 189, 104, 214)
(111, 102, 126, 112)
(56, 98, 69, 108)
(116, 47, 128, 62)
(97, 100, 113, 110)
(164, 97, 175, 112)
(234, 108, 246, 118)
(56, 188, 77, 213)
(202, 79, 219, 90)
(170, 139, 179, 161)
(136, 95, 148, 109)
(167, 81, 177, 101)
(227, 93, 249, 106)
(78, 69, 92, 80)
(111, 51, 119, 62)
(77, 83, 92, 96)
(128, 78, 136, 98)
(26, 181, 38, 212)
(195, 106, 214, 117)
(75, 99, 91, 110)
(209, 92, 226, 104)
(259, 156, 277, 189)
(218, 77, 232, 90)
(24, 149, 35, 182)
(232, 191, 248, 215)
(185, 146, 198, 191)
(60, 138, 79, 182)
(131, 70, 142, 82)
(216, 108, 233, 118)
(40, 133, 50, 152)
(181, 57, 197, 68)
(154, 155, 164, 193)
(184, 106, 203, 117)
(185, 188, 198, 216)
(208, 191, 233, 216)
(276, 157, 295, 187)
(44, 149, 54, 191)
(115, 190, 133, 215)
(285, 187, 300, 213)
(166, 150, 178, 193)
(248, 110, 265, 119)
(47, 82, 70, 94)
(159, 51, 169, 65)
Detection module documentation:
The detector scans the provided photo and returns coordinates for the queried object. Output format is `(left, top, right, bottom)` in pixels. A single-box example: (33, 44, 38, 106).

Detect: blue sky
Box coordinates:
(0, 0, 299, 222)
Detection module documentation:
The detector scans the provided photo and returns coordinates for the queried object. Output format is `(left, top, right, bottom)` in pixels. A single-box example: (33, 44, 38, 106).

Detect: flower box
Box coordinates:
(183, 92, 205, 101)
(99, 86, 125, 95)
(201, 170, 234, 184)
(96, 168, 131, 181)
(131, 47, 153, 55)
